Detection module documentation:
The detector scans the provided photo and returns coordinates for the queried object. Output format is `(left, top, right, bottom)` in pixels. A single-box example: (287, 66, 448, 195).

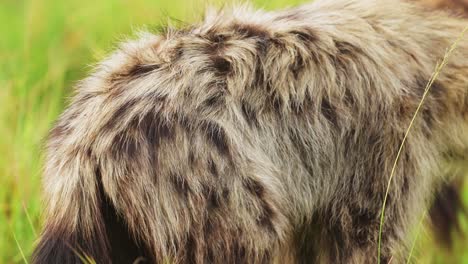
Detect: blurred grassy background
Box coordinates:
(0, 0, 466, 263)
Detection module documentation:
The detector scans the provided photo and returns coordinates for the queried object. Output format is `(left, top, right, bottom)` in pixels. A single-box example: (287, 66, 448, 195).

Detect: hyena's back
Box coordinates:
(33, 0, 468, 263)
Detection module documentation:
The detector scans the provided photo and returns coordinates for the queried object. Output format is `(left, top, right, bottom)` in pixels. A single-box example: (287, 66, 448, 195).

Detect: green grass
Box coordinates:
(0, 0, 466, 263)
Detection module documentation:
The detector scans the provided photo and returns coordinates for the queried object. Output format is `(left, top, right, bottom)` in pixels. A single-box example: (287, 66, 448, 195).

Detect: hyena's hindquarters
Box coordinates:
(33, 94, 287, 263)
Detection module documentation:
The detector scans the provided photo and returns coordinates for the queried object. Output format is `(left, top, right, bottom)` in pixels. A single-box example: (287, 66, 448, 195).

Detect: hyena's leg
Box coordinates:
(304, 203, 409, 263)
(295, 207, 389, 264)
(295, 188, 413, 263)
(296, 181, 425, 263)
(292, 118, 442, 263)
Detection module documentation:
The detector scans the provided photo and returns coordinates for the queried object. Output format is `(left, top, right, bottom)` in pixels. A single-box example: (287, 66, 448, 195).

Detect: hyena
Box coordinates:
(33, 0, 468, 263)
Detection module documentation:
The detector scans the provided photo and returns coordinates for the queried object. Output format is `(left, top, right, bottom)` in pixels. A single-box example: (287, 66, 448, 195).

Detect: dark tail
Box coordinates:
(31, 153, 111, 263)
(32, 153, 148, 264)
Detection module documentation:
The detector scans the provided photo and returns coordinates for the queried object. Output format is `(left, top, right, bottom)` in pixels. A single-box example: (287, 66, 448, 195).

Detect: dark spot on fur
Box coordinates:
(241, 100, 259, 127)
(139, 112, 173, 148)
(232, 23, 270, 39)
(206, 32, 229, 52)
(85, 147, 94, 159)
(349, 208, 375, 248)
(272, 97, 284, 114)
(291, 53, 307, 78)
(102, 98, 140, 132)
(49, 123, 68, 140)
(206, 189, 221, 210)
(233, 243, 247, 263)
(428, 81, 449, 115)
(75, 93, 94, 106)
(178, 115, 194, 133)
(200, 121, 230, 157)
(430, 80, 446, 98)
(208, 159, 218, 177)
(327, 224, 351, 262)
(203, 91, 225, 109)
(289, 127, 314, 177)
(166, 41, 185, 63)
(422, 108, 434, 137)
(212, 56, 231, 74)
(335, 41, 361, 56)
(118, 99, 140, 118)
(401, 173, 410, 196)
(213, 33, 228, 43)
(243, 36, 269, 89)
(127, 64, 160, 77)
(183, 234, 197, 263)
(257, 201, 276, 233)
(243, 177, 265, 197)
(252, 58, 266, 89)
(414, 74, 445, 100)
(291, 28, 318, 43)
(321, 98, 338, 127)
(222, 187, 230, 200)
(171, 173, 191, 197)
(256, 37, 270, 56)
(113, 132, 139, 159)
(413, 76, 427, 98)
(110, 120, 154, 167)
(398, 95, 415, 117)
(290, 99, 303, 114)
(293, 215, 320, 263)
(344, 88, 355, 107)
(188, 151, 196, 167)
(306, 211, 348, 263)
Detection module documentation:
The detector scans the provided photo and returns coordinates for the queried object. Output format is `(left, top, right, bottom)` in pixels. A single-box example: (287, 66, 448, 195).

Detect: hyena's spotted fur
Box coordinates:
(33, 0, 468, 263)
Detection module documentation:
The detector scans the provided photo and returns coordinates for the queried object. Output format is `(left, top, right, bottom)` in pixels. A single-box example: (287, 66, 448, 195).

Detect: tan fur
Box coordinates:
(418, 0, 468, 15)
(33, 0, 468, 263)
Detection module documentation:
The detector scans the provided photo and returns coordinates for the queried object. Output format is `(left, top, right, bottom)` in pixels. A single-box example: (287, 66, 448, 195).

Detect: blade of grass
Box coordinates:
(12, 230, 29, 264)
(377, 25, 468, 264)
(23, 201, 37, 237)
(69, 245, 97, 264)
(406, 210, 428, 264)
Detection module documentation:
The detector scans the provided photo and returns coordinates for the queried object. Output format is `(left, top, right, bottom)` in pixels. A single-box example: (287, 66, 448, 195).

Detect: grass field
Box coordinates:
(0, 0, 466, 263)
